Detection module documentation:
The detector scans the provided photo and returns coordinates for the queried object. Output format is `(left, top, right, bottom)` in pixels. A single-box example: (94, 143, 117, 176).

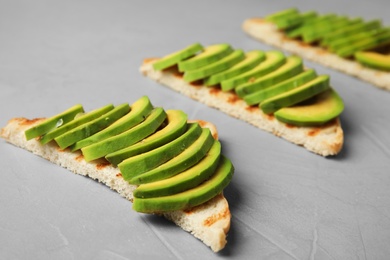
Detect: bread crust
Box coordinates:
(140, 60, 344, 157)
(0, 117, 230, 253)
(242, 18, 390, 91)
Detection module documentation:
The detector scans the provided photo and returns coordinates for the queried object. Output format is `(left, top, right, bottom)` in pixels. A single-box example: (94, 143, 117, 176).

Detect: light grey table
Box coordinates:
(1, 0, 390, 259)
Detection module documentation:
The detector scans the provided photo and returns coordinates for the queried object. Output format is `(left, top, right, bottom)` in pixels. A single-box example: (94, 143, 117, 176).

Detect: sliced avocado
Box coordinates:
(302, 16, 353, 43)
(133, 140, 221, 198)
(39, 104, 114, 145)
(132, 155, 234, 213)
(69, 96, 153, 151)
(321, 19, 381, 47)
(105, 109, 188, 166)
(355, 51, 390, 71)
(243, 69, 317, 105)
(265, 8, 303, 30)
(54, 103, 130, 149)
(183, 49, 245, 82)
(288, 14, 338, 39)
(265, 8, 298, 22)
(285, 11, 318, 38)
(152, 43, 203, 71)
(25, 104, 84, 140)
(236, 56, 303, 99)
(220, 50, 286, 91)
(178, 44, 233, 72)
(260, 75, 330, 114)
(118, 123, 202, 181)
(204, 50, 265, 86)
(336, 28, 390, 57)
(275, 88, 344, 126)
(130, 127, 215, 185)
(327, 29, 381, 52)
(81, 107, 167, 162)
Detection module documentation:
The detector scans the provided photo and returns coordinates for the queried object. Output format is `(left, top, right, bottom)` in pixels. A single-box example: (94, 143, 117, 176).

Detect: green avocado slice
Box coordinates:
(178, 43, 233, 72)
(243, 69, 317, 105)
(105, 109, 188, 166)
(183, 49, 245, 82)
(321, 19, 381, 47)
(132, 155, 234, 213)
(69, 96, 153, 151)
(130, 127, 215, 185)
(336, 28, 390, 57)
(260, 75, 330, 114)
(274, 88, 344, 126)
(236, 56, 303, 99)
(152, 43, 204, 71)
(204, 50, 265, 86)
(301, 16, 350, 43)
(54, 103, 130, 149)
(39, 104, 114, 145)
(285, 11, 319, 38)
(265, 8, 302, 30)
(25, 104, 84, 140)
(133, 140, 221, 198)
(355, 51, 390, 71)
(220, 50, 286, 91)
(118, 122, 202, 181)
(81, 107, 167, 162)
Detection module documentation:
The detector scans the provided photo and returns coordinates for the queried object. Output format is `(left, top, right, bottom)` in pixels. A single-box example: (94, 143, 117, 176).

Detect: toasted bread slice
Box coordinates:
(242, 18, 390, 91)
(140, 59, 343, 157)
(0, 117, 230, 253)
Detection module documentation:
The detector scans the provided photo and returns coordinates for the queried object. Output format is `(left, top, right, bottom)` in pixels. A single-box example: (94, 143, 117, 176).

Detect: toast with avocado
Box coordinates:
(140, 43, 344, 157)
(242, 8, 390, 90)
(0, 96, 233, 253)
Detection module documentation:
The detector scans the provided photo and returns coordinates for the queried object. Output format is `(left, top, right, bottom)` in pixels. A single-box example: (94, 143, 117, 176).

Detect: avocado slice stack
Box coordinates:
(24, 96, 234, 213)
(152, 43, 344, 126)
(264, 8, 390, 71)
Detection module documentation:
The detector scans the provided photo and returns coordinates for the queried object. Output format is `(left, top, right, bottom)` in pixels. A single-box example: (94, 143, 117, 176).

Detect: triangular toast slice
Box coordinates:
(140, 59, 343, 157)
(242, 18, 390, 91)
(1, 116, 231, 253)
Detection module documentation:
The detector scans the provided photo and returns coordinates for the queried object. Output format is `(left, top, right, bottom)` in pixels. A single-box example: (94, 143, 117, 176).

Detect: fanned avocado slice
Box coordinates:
(236, 56, 303, 99)
(133, 140, 221, 198)
(243, 69, 317, 105)
(204, 50, 265, 86)
(81, 107, 167, 162)
(285, 11, 318, 38)
(355, 51, 390, 71)
(105, 109, 188, 166)
(132, 156, 234, 213)
(220, 50, 286, 91)
(25, 104, 84, 140)
(152, 43, 204, 71)
(183, 49, 245, 82)
(260, 75, 330, 114)
(130, 127, 215, 185)
(54, 103, 130, 149)
(321, 19, 381, 47)
(274, 88, 344, 126)
(178, 43, 233, 72)
(265, 8, 303, 30)
(39, 104, 114, 145)
(70, 96, 153, 151)
(336, 28, 390, 57)
(118, 122, 202, 181)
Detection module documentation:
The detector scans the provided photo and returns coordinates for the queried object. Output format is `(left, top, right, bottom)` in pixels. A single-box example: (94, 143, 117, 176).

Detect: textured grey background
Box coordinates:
(1, 0, 390, 259)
